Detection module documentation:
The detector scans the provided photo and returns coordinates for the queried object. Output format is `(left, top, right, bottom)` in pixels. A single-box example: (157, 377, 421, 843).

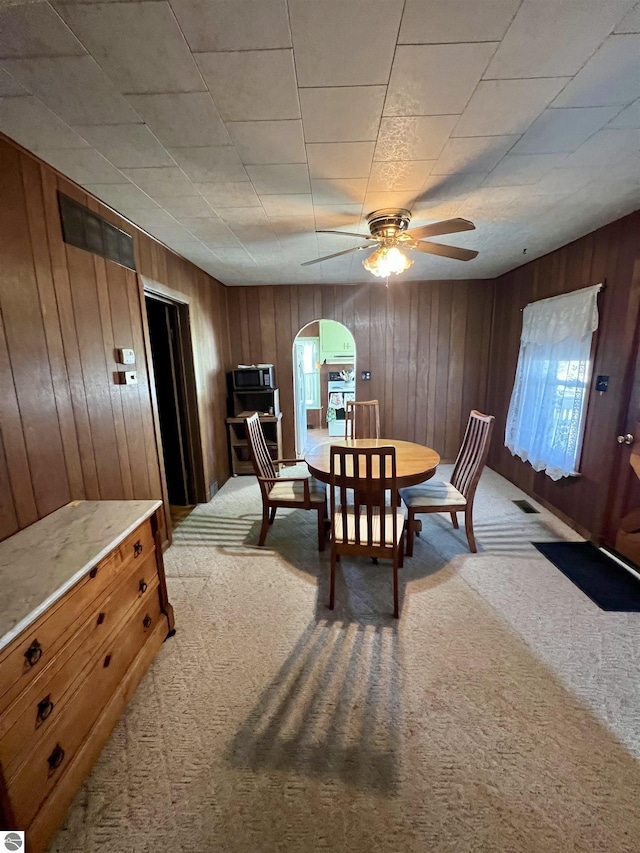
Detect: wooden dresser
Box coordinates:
(0, 500, 174, 852)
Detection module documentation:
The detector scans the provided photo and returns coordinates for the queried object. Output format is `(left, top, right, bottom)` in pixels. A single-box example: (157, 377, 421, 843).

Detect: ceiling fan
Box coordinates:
(301, 209, 478, 277)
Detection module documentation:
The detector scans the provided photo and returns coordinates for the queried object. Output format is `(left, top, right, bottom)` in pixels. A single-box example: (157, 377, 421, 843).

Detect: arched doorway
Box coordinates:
(293, 320, 356, 456)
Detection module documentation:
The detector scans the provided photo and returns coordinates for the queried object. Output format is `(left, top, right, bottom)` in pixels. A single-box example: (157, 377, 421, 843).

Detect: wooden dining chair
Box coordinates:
(345, 399, 380, 439)
(399, 410, 494, 555)
(244, 412, 327, 550)
(329, 444, 405, 618)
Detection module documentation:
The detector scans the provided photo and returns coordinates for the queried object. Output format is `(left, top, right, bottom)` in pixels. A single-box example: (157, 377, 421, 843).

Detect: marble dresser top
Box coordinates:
(0, 500, 162, 654)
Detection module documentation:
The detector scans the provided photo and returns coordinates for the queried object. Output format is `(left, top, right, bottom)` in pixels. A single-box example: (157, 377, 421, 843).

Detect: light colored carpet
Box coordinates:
(51, 467, 640, 852)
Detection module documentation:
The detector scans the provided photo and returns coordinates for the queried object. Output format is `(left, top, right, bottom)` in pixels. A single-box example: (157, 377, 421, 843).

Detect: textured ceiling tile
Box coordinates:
(193, 181, 261, 208)
(76, 124, 173, 168)
(289, 0, 403, 87)
(269, 215, 316, 236)
(399, 0, 520, 43)
(368, 160, 435, 192)
(0, 3, 85, 59)
(227, 120, 306, 164)
(39, 148, 125, 185)
(307, 142, 375, 179)
(300, 87, 386, 143)
(246, 164, 310, 195)
(0, 96, 88, 150)
(260, 194, 314, 217)
(311, 178, 369, 205)
(385, 44, 498, 117)
(120, 167, 200, 198)
(3, 56, 140, 126)
(364, 190, 423, 211)
(512, 107, 622, 154)
(432, 136, 519, 175)
(84, 183, 159, 211)
(169, 146, 248, 183)
(169, 0, 291, 51)
(484, 0, 637, 78)
(197, 49, 299, 121)
(483, 153, 567, 186)
(0, 68, 28, 97)
(182, 217, 241, 246)
(125, 208, 181, 232)
(153, 195, 216, 219)
(564, 129, 640, 167)
(215, 207, 269, 227)
(615, 2, 640, 32)
(374, 116, 459, 161)
(552, 35, 640, 107)
(57, 3, 204, 94)
(126, 93, 230, 148)
(607, 100, 640, 128)
(453, 78, 571, 137)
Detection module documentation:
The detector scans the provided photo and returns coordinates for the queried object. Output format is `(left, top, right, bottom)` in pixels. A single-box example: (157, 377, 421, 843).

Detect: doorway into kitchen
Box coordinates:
(293, 320, 356, 457)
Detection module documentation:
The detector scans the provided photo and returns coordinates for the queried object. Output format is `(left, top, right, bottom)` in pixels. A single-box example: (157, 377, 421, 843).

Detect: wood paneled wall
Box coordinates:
(486, 211, 640, 539)
(226, 280, 495, 460)
(0, 135, 230, 544)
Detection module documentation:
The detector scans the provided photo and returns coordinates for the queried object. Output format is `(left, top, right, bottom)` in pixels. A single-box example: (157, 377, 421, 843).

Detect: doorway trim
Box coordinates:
(292, 319, 356, 456)
(139, 276, 208, 528)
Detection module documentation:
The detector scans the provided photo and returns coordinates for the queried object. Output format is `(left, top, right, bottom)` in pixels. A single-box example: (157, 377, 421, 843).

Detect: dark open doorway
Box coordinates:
(145, 294, 205, 510)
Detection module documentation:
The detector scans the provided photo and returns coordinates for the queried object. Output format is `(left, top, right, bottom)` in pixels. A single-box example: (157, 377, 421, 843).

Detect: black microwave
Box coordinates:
(232, 365, 275, 390)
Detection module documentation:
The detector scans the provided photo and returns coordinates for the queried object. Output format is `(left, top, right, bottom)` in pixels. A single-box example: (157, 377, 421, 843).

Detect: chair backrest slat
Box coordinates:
(451, 410, 494, 502)
(330, 444, 397, 548)
(245, 412, 277, 490)
(345, 400, 381, 439)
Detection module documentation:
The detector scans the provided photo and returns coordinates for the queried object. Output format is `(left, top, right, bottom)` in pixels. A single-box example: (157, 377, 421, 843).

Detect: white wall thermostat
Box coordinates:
(118, 348, 136, 365)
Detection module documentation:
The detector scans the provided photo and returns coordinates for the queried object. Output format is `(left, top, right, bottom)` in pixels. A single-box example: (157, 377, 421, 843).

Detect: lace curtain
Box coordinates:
(505, 284, 601, 481)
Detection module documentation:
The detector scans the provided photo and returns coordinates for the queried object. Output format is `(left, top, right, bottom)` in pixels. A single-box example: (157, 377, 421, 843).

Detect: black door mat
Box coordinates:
(533, 541, 640, 611)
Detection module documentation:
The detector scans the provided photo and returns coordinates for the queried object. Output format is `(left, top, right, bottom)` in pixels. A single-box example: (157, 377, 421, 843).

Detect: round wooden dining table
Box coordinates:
(305, 438, 440, 488)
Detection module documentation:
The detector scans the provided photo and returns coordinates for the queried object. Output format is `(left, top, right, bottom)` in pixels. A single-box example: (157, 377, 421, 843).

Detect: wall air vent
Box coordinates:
(58, 192, 136, 271)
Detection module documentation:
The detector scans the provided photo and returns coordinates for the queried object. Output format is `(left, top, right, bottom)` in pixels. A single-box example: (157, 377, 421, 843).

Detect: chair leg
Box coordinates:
(398, 530, 404, 569)
(269, 507, 277, 525)
(393, 555, 399, 619)
(450, 511, 459, 529)
(317, 507, 326, 552)
(258, 505, 270, 546)
(329, 549, 336, 609)
(406, 511, 414, 557)
(464, 508, 477, 553)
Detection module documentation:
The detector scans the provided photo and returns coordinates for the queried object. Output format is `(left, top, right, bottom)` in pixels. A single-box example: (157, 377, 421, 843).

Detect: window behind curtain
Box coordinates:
(505, 284, 601, 481)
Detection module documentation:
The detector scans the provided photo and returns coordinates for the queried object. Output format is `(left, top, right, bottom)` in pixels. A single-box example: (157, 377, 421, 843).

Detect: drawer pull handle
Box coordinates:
(104, 654, 111, 668)
(133, 540, 144, 558)
(25, 640, 43, 667)
(143, 614, 152, 630)
(96, 612, 106, 625)
(36, 695, 55, 726)
(89, 566, 98, 579)
(139, 579, 148, 594)
(47, 743, 65, 774)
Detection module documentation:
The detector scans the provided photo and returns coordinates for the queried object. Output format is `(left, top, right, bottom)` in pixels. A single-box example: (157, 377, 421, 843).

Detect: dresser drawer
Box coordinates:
(0, 550, 160, 779)
(8, 584, 162, 829)
(0, 519, 154, 714)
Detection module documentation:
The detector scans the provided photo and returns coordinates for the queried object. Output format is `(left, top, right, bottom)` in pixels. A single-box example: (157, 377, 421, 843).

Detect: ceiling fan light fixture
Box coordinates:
(363, 245, 414, 278)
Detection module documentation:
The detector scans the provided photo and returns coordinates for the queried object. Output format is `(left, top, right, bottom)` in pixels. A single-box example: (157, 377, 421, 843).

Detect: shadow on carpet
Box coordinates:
(533, 541, 640, 611)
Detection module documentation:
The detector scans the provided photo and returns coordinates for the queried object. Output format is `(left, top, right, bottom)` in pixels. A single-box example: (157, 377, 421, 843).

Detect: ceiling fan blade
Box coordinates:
(403, 218, 476, 240)
(410, 241, 478, 261)
(300, 244, 375, 266)
(316, 230, 376, 239)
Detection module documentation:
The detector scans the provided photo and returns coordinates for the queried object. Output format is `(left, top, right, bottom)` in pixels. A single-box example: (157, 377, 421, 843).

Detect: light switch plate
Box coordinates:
(118, 347, 135, 364)
(118, 370, 138, 385)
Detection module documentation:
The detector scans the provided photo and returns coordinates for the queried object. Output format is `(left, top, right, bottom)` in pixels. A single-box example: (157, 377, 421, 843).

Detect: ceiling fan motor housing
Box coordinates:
(366, 208, 412, 240)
